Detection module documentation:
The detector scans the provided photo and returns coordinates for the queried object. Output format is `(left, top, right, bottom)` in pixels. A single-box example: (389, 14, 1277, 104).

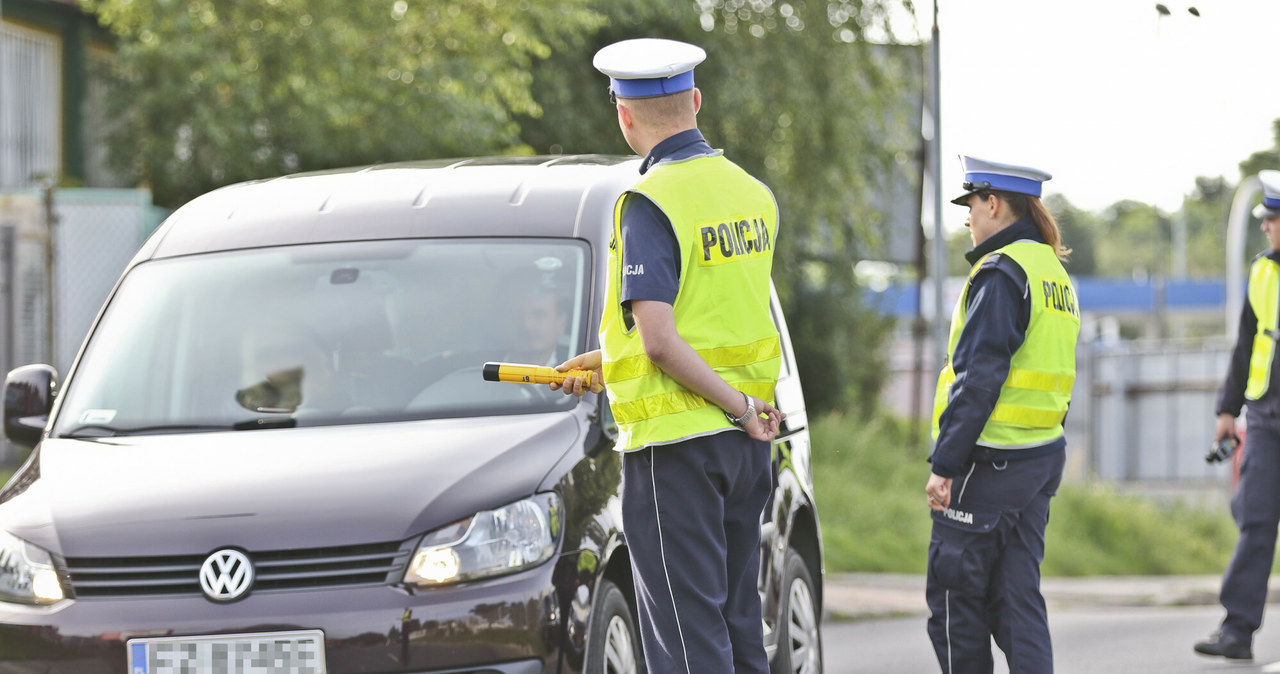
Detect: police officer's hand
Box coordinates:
(552, 351, 605, 396)
(1213, 413, 1240, 448)
(926, 473, 951, 512)
(1207, 413, 1241, 463)
(744, 396, 785, 442)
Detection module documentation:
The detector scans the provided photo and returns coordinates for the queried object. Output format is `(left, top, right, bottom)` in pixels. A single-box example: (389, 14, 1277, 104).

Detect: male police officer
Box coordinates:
(1196, 170, 1280, 662)
(926, 156, 1079, 674)
(552, 38, 785, 673)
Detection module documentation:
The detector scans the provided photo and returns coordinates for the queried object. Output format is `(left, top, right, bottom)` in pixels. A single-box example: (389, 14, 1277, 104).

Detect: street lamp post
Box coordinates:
(1226, 175, 1261, 334)
(1155, 4, 1199, 283)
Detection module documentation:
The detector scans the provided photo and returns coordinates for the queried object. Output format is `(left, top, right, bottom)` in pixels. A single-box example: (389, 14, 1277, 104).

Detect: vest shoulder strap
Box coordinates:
(973, 252, 1028, 288)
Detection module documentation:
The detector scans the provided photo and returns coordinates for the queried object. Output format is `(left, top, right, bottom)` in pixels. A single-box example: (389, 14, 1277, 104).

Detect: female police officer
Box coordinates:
(925, 156, 1080, 674)
(1194, 170, 1280, 662)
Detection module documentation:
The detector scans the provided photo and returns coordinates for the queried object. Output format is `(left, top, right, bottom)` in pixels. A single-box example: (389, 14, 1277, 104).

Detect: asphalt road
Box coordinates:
(823, 604, 1280, 673)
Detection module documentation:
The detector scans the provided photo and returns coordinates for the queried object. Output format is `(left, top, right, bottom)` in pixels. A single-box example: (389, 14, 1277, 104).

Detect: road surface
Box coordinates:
(823, 604, 1280, 673)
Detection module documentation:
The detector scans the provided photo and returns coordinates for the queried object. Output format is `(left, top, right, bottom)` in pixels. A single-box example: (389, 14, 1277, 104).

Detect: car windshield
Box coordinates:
(52, 239, 592, 437)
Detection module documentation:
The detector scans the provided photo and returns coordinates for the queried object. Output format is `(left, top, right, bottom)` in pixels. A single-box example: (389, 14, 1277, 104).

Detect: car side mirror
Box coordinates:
(4, 365, 58, 448)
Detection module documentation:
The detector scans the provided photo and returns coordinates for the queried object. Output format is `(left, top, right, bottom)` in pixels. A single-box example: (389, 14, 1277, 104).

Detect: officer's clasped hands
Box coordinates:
(925, 474, 950, 512)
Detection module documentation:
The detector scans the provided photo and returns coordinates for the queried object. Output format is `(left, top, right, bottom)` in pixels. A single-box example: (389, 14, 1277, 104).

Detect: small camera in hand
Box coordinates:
(1205, 437, 1238, 464)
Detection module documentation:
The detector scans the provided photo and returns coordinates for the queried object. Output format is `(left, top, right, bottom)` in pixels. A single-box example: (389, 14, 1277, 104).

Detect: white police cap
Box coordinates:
(593, 38, 706, 99)
(1253, 170, 1280, 219)
(951, 155, 1053, 206)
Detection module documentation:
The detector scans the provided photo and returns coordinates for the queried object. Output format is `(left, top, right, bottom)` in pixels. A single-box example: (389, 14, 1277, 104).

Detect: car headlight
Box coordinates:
(0, 531, 64, 605)
(405, 493, 562, 587)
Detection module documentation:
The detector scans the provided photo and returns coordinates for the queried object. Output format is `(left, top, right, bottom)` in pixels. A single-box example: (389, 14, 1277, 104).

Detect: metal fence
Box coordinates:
(0, 187, 163, 464)
(1079, 337, 1233, 482)
(0, 192, 48, 372)
(0, 20, 61, 188)
(884, 332, 1237, 485)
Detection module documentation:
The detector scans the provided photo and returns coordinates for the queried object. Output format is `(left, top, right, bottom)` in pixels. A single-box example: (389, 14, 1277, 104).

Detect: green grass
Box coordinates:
(811, 411, 1244, 576)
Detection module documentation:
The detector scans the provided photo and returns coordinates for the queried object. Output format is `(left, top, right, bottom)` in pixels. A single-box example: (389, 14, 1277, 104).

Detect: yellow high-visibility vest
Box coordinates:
(931, 240, 1080, 449)
(600, 153, 781, 451)
(1245, 255, 1280, 400)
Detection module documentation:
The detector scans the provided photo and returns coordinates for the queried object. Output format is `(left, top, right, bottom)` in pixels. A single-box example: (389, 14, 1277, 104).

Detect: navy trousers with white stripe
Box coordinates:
(1218, 409, 1280, 642)
(622, 431, 772, 674)
(926, 450, 1065, 674)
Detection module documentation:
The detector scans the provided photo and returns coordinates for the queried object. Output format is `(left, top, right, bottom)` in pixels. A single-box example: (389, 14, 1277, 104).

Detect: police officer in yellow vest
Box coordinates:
(1195, 169, 1280, 662)
(552, 38, 785, 673)
(925, 156, 1079, 674)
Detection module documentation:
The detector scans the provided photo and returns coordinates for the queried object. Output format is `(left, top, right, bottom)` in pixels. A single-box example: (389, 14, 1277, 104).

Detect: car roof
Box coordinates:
(136, 155, 641, 262)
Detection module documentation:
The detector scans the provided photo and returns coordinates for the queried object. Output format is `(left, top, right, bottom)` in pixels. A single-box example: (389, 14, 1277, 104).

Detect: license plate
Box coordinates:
(127, 629, 325, 674)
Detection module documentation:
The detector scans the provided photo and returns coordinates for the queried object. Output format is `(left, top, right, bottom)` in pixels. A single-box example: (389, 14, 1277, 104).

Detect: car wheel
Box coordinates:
(586, 578, 645, 674)
(771, 549, 823, 674)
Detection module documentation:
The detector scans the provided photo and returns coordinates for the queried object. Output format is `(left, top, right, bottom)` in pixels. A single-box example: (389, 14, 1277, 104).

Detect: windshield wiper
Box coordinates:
(61, 424, 232, 438)
(61, 418, 297, 438)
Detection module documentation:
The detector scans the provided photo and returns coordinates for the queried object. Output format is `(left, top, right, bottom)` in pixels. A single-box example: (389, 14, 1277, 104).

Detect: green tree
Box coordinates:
(1239, 119, 1280, 179)
(1180, 176, 1234, 277)
(83, 0, 604, 207)
(1094, 200, 1165, 280)
(1044, 194, 1098, 276)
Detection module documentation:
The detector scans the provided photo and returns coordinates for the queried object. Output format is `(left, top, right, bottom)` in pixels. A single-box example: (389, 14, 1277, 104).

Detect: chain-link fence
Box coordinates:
(0, 187, 165, 465)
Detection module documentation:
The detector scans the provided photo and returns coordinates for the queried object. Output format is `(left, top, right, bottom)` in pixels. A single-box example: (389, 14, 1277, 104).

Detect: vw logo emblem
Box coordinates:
(199, 549, 254, 602)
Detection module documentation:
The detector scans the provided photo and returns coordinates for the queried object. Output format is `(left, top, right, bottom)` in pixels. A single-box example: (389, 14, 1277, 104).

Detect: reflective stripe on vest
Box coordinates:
(599, 153, 780, 451)
(1245, 256, 1280, 400)
(930, 240, 1080, 449)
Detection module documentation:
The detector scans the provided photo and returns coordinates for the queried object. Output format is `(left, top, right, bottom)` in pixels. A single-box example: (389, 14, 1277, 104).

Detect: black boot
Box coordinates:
(1194, 631, 1253, 660)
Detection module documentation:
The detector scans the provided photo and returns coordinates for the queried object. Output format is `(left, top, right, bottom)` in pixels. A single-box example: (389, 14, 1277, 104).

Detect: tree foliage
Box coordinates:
(83, 0, 604, 206)
(1044, 194, 1097, 276)
(1063, 120, 1280, 281)
(1240, 119, 1280, 180)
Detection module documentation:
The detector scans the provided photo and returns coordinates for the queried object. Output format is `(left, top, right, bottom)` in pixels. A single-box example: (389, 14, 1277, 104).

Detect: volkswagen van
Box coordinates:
(0, 156, 823, 674)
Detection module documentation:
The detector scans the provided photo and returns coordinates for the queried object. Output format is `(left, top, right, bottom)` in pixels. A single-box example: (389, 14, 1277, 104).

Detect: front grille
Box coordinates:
(63, 539, 417, 598)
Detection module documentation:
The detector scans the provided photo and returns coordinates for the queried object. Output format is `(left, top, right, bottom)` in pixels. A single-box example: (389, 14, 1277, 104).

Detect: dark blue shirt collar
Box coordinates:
(965, 217, 1044, 265)
(639, 128, 712, 175)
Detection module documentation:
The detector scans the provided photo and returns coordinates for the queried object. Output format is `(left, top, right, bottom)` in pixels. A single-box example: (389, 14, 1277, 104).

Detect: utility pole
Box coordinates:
(42, 182, 56, 368)
(929, 0, 945, 374)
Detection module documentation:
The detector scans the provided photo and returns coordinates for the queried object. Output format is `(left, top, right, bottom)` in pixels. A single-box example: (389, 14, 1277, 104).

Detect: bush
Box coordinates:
(1043, 483, 1236, 576)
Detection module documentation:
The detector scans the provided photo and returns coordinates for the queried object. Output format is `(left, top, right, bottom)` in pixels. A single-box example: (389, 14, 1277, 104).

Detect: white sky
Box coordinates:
(897, 0, 1280, 233)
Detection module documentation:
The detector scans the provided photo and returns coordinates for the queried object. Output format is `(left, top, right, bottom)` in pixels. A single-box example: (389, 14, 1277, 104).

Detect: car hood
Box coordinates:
(0, 414, 583, 557)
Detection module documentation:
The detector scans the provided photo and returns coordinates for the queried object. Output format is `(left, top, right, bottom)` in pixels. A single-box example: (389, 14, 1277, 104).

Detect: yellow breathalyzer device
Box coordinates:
(482, 362, 594, 388)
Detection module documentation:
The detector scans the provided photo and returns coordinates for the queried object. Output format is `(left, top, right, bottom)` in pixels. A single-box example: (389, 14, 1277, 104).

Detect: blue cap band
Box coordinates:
(966, 172, 1043, 198)
(610, 70, 695, 98)
(1265, 194, 1280, 209)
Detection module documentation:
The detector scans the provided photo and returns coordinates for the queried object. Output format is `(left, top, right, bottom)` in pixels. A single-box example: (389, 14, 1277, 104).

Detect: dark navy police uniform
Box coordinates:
(1210, 248, 1280, 650)
(927, 218, 1066, 674)
(617, 129, 773, 673)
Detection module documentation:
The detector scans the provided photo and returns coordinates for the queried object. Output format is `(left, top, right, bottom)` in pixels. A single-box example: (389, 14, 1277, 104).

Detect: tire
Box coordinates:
(771, 549, 823, 674)
(585, 578, 645, 674)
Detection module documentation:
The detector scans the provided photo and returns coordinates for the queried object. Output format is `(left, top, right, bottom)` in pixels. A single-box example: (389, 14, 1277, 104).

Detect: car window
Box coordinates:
(52, 239, 591, 436)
